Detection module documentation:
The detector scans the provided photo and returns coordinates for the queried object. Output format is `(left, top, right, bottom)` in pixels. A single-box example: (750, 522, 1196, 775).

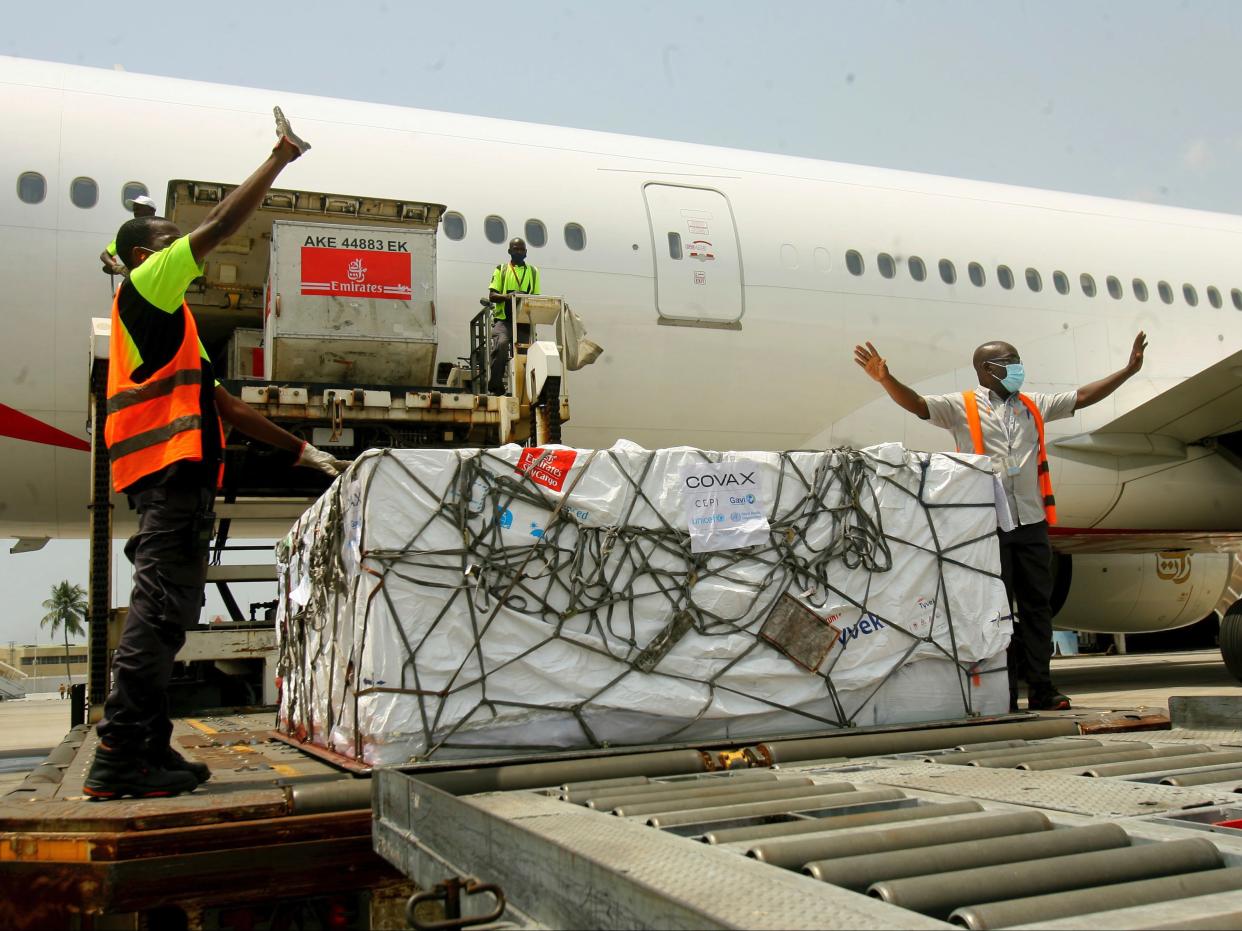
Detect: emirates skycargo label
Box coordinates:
(300, 245, 412, 300)
(515, 448, 578, 493)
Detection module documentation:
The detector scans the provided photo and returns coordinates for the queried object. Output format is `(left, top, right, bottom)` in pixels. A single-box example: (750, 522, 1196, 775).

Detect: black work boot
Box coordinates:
(1028, 690, 1072, 711)
(151, 745, 212, 786)
(83, 743, 199, 800)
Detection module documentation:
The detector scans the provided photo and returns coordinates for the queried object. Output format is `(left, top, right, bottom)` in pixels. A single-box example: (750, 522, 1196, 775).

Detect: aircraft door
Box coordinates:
(643, 183, 743, 328)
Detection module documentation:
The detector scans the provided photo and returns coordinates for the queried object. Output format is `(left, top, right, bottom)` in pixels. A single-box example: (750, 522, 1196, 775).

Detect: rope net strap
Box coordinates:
(275, 445, 1011, 763)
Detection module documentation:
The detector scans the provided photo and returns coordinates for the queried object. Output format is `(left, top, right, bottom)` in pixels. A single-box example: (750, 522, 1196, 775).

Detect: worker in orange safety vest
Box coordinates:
(86, 109, 349, 801)
(853, 332, 1147, 713)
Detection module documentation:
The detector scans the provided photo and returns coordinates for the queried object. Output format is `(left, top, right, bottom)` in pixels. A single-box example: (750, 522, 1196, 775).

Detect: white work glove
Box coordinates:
(296, 442, 350, 478)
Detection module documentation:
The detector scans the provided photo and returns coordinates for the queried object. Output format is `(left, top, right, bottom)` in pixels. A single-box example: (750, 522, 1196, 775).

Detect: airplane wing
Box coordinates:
(1054, 347, 1242, 461)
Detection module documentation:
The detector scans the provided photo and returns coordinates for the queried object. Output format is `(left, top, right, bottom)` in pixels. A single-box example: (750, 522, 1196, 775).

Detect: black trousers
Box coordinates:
(488, 317, 531, 394)
(997, 520, 1056, 697)
(97, 484, 215, 756)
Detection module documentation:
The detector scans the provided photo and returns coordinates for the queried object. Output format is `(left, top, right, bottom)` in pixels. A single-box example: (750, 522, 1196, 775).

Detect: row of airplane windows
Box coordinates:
(441, 211, 587, 251)
(17, 173, 1237, 310)
(843, 248, 1242, 311)
(14, 172, 592, 252)
(17, 172, 149, 209)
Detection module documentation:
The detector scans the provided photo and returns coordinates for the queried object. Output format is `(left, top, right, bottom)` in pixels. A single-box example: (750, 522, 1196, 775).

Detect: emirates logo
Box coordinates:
(346, 257, 367, 283)
(1156, 551, 1192, 585)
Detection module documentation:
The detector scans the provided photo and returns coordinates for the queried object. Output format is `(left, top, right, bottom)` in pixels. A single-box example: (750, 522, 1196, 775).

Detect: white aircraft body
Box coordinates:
(2, 56, 1241, 646)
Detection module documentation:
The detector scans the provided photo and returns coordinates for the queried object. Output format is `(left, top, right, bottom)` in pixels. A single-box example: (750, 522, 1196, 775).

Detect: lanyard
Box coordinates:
(506, 263, 530, 292)
(982, 388, 1021, 458)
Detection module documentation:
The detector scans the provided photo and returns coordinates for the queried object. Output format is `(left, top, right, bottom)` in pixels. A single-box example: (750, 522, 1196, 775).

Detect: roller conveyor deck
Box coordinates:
(373, 699, 1242, 930)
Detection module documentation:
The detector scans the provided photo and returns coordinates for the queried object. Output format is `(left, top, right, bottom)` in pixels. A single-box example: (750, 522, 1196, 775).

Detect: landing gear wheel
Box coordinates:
(1220, 601, 1242, 683)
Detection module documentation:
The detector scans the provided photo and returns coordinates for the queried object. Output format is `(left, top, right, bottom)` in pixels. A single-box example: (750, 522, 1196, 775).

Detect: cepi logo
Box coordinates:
(346, 257, 367, 283)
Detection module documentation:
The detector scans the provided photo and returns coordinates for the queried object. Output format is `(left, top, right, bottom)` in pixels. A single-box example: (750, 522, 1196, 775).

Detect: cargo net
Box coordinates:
(275, 444, 1012, 764)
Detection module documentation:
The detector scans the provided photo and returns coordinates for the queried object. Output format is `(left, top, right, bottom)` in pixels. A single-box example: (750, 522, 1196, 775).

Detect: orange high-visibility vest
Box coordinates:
(961, 390, 1057, 525)
(105, 288, 224, 493)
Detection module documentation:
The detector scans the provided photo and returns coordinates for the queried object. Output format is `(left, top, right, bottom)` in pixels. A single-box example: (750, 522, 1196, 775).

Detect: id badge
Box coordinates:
(1004, 455, 1022, 477)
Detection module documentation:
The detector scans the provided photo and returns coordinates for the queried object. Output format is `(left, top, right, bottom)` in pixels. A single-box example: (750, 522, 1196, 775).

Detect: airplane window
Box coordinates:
(845, 250, 864, 276)
(1106, 276, 1123, 300)
(484, 215, 507, 244)
(1158, 281, 1173, 304)
(1025, 268, 1042, 292)
(121, 182, 149, 208)
(997, 265, 1014, 290)
(939, 259, 956, 284)
(524, 219, 547, 248)
(1132, 278, 1148, 302)
(564, 222, 586, 251)
(667, 232, 683, 260)
(70, 177, 98, 209)
(907, 255, 926, 281)
(968, 262, 985, 287)
(1207, 286, 1223, 309)
(1080, 273, 1096, 297)
(442, 212, 466, 241)
(1053, 271, 1069, 294)
(877, 253, 895, 279)
(1232, 288, 1242, 310)
(17, 171, 45, 204)
(1183, 284, 1198, 306)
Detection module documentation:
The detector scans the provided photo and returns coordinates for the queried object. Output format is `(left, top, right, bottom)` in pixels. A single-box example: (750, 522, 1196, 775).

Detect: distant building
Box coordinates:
(6, 643, 88, 679)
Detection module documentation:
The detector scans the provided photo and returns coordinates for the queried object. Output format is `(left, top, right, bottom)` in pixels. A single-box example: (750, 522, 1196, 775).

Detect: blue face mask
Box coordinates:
(990, 361, 1025, 393)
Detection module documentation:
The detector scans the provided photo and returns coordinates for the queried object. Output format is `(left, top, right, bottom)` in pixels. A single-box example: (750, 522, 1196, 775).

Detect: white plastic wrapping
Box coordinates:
(276, 441, 1012, 765)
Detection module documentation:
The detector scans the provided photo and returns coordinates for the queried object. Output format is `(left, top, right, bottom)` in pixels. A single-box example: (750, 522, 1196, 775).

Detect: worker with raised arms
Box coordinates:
(85, 110, 347, 800)
(854, 333, 1147, 712)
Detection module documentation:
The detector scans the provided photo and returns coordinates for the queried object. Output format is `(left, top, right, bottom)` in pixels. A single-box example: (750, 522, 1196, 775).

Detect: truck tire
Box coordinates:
(1220, 601, 1242, 683)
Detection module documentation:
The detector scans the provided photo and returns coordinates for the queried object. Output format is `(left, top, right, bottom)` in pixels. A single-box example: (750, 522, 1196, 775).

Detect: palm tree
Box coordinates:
(41, 581, 87, 685)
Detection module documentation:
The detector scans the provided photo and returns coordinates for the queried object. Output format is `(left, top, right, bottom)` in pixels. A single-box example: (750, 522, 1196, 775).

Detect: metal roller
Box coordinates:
(928, 740, 1102, 765)
(646, 787, 906, 830)
(616, 781, 856, 819)
(702, 800, 983, 845)
(970, 742, 1127, 768)
(287, 778, 373, 814)
(415, 747, 712, 796)
(953, 739, 1030, 752)
(949, 865, 1242, 930)
(1019, 744, 1209, 772)
(762, 718, 1079, 766)
(1082, 750, 1242, 778)
(749, 810, 1050, 870)
(557, 775, 649, 794)
(562, 768, 776, 802)
(806, 823, 1128, 891)
(868, 837, 1222, 919)
(1162, 765, 1242, 787)
(583, 774, 794, 809)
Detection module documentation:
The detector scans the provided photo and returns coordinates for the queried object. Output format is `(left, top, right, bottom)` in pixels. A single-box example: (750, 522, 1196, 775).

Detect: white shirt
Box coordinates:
(924, 386, 1077, 526)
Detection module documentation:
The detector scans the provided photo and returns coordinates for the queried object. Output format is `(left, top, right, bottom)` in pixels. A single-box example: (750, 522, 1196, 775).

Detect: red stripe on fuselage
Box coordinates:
(0, 403, 90, 452)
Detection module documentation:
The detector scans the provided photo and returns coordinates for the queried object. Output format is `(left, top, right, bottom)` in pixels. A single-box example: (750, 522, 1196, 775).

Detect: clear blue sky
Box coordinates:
(2, 0, 1239, 644)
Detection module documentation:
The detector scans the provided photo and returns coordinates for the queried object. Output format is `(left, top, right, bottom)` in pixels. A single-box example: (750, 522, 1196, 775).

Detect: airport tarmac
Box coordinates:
(1050, 648, 1237, 713)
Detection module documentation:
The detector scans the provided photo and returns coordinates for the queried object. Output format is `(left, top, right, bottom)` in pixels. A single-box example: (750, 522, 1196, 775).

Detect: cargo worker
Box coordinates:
(100, 194, 159, 278)
(85, 111, 348, 801)
(487, 236, 541, 394)
(853, 332, 1147, 712)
